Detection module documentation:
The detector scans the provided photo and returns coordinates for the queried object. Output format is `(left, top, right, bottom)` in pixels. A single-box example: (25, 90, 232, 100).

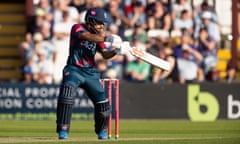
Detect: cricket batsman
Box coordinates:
(56, 7, 121, 140)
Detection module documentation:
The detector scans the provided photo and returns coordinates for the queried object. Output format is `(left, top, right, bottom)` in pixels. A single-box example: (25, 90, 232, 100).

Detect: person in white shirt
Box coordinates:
(32, 48, 54, 84)
(52, 10, 75, 83)
(177, 44, 203, 84)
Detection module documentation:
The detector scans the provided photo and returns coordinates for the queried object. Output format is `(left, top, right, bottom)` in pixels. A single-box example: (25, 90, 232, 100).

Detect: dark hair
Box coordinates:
(199, 27, 208, 32)
(132, 0, 142, 7)
(181, 9, 188, 15)
(201, 2, 210, 11)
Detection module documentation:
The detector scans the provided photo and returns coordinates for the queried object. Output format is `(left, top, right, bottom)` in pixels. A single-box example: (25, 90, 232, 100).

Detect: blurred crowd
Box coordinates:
(18, 0, 234, 84)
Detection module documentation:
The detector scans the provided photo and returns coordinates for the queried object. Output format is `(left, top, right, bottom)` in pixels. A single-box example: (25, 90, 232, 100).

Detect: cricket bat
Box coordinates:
(120, 41, 170, 71)
(104, 35, 170, 71)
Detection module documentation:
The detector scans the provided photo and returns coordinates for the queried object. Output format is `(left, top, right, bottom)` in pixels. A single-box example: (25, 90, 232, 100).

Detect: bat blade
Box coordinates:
(130, 47, 170, 71)
(120, 41, 170, 71)
(104, 40, 170, 71)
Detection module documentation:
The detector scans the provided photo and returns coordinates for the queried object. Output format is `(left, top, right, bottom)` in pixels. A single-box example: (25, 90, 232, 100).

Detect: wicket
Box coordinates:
(101, 79, 119, 139)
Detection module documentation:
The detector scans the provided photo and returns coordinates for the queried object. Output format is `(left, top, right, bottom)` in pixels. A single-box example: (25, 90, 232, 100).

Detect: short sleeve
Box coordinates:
(71, 24, 86, 38)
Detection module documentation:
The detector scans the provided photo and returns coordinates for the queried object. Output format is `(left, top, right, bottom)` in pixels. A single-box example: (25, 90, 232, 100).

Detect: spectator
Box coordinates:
(177, 44, 203, 84)
(172, 0, 192, 19)
(173, 34, 204, 82)
(32, 48, 54, 84)
(53, 0, 79, 24)
(173, 33, 195, 58)
(194, 11, 221, 42)
(32, 8, 46, 33)
(70, 0, 85, 13)
(173, 9, 193, 35)
(195, 27, 218, 78)
(125, 57, 151, 83)
(151, 43, 180, 84)
(23, 60, 34, 83)
(124, 35, 146, 62)
(19, 32, 55, 84)
(126, 24, 148, 43)
(78, 0, 94, 23)
(91, 0, 104, 8)
(75, 0, 93, 14)
(23, 32, 54, 83)
(52, 10, 74, 84)
(78, 0, 105, 24)
(161, 0, 172, 13)
(18, 33, 34, 63)
(124, 0, 147, 28)
(24, 32, 55, 64)
(146, 0, 155, 17)
(125, 0, 146, 7)
(96, 59, 108, 79)
(38, 0, 54, 14)
(37, 0, 54, 27)
(147, 36, 165, 57)
(226, 61, 237, 84)
(193, 0, 217, 24)
(147, 0, 172, 32)
(105, 0, 128, 38)
(40, 20, 52, 40)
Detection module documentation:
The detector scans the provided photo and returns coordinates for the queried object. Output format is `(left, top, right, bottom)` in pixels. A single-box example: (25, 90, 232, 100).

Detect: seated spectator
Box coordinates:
(52, 10, 74, 83)
(172, 0, 192, 19)
(126, 24, 148, 43)
(173, 9, 193, 35)
(23, 32, 55, 64)
(173, 33, 195, 58)
(151, 43, 180, 84)
(105, 0, 128, 38)
(40, 20, 52, 40)
(125, 0, 146, 7)
(147, 0, 171, 31)
(193, 0, 217, 24)
(161, 0, 172, 13)
(147, 36, 165, 57)
(124, 35, 146, 62)
(37, 0, 54, 29)
(125, 58, 151, 83)
(32, 48, 54, 84)
(195, 27, 218, 78)
(96, 59, 108, 79)
(174, 33, 204, 82)
(32, 8, 46, 33)
(177, 44, 203, 84)
(194, 11, 220, 42)
(18, 33, 34, 64)
(22, 32, 55, 83)
(226, 61, 237, 84)
(53, 0, 79, 23)
(146, 0, 155, 17)
(124, 0, 147, 28)
(69, 0, 85, 13)
(91, 0, 104, 8)
(74, 0, 93, 14)
(23, 58, 34, 83)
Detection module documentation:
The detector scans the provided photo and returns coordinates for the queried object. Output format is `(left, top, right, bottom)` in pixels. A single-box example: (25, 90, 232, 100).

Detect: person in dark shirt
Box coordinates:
(56, 7, 120, 140)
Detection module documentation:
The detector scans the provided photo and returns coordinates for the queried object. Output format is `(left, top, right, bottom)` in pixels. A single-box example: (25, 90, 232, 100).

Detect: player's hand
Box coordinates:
(105, 34, 122, 49)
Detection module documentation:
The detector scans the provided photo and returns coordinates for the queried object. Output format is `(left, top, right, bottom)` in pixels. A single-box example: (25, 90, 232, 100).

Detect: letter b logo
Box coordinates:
(188, 85, 219, 121)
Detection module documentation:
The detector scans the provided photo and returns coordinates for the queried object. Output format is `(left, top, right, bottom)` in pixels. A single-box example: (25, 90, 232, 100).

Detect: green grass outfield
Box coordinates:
(0, 120, 239, 144)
